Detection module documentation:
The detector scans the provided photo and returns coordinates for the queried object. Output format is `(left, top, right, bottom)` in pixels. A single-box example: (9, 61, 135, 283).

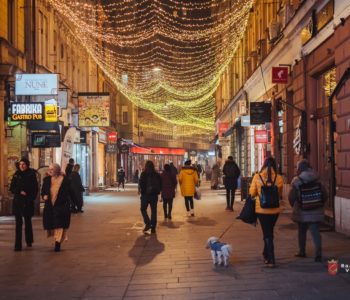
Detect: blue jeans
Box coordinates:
(298, 222, 322, 257)
(140, 194, 158, 229)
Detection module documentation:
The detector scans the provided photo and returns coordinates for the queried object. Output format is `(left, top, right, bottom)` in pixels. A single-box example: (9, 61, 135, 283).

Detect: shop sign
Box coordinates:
(241, 115, 250, 127)
(238, 100, 247, 115)
(218, 137, 230, 146)
(98, 130, 107, 144)
(106, 144, 118, 153)
(15, 74, 58, 96)
(120, 144, 129, 153)
(108, 132, 118, 143)
(188, 150, 197, 156)
(254, 130, 269, 144)
(61, 127, 76, 170)
(34, 90, 68, 109)
(272, 67, 288, 84)
(250, 102, 271, 125)
(10, 102, 44, 121)
(78, 93, 110, 127)
(31, 132, 61, 148)
(44, 99, 58, 122)
(80, 131, 87, 144)
(218, 122, 229, 137)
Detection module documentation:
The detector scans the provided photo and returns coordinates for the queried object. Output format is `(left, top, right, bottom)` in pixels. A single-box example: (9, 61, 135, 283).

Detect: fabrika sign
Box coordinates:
(10, 103, 44, 121)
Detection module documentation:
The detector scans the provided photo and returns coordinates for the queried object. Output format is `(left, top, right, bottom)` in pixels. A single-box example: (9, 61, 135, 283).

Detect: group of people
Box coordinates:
(10, 157, 84, 252)
(138, 159, 199, 233)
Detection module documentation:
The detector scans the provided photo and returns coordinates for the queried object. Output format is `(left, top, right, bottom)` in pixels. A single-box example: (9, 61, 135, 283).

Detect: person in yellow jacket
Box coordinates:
(179, 160, 199, 217)
(249, 157, 283, 268)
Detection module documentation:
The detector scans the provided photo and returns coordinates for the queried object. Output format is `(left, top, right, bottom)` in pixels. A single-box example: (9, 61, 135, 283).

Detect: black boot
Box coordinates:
(54, 241, 61, 252)
(265, 238, 275, 267)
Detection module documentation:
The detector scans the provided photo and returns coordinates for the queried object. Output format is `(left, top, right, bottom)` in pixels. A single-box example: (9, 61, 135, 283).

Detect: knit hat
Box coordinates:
(297, 159, 311, 174)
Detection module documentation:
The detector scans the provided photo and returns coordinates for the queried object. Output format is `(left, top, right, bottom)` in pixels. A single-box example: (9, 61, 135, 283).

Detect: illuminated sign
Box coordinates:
(218, 122, 230, 137)
(254, 130, 269, 144)
(10, 103, 44, 121)
(15, 74, 58, 95)
(44, 99, 58, 122)
(272, 67, 288, 84)
(108, 132, 118, 142)
(31, 132, 61, 148)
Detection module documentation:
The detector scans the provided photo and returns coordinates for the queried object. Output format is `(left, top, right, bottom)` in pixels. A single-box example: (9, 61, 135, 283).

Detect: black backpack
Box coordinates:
(298, 177, 324, 210)
(146, 173, 161, 195)
(258, 174, 279, 208)
(236, 196, 257, 226)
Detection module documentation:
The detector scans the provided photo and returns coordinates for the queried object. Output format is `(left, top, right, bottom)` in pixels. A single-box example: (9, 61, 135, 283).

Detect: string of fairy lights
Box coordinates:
(48, 0, 254, 133)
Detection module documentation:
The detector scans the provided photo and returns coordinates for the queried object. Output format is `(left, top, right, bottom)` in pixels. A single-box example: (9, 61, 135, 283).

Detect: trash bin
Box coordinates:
(240, 177, 252, 201)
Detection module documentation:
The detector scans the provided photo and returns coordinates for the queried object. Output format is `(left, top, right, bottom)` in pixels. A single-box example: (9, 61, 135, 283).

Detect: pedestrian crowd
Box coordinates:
(9, 154, 327, 268)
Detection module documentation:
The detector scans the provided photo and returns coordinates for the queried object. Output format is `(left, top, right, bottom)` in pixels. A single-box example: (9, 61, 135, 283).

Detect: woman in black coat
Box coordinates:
(70, 164, 85, 213)
(160, 164, 177, 220)
(41, 163, 72, 252)
(10, 157, 38, 251)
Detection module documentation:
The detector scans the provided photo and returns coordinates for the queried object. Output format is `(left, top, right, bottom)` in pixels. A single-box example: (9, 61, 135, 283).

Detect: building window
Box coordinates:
(8, 0, 15, 45)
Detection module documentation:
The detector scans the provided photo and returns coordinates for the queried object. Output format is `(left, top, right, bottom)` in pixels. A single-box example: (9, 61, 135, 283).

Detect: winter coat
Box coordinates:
(223, 160, 240, 189)
(10, 168, 38, 217)
(288, 169, 326, 223)
(65, 163, 73, 177)
(161, 170, 177, 199)
(41, 176, 72, 230)
(70, 171, 84, 208)
(179, 166, 199, 197)
(211, 163, 221, 187)
(118, 170, 126, 182)
(139, 171, 161, 196)
(249, 168, 284, 215)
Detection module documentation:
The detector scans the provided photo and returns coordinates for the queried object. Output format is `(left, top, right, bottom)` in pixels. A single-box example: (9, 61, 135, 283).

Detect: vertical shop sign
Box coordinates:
(61, 127, 76, 171)
(218, 122, 229, 137)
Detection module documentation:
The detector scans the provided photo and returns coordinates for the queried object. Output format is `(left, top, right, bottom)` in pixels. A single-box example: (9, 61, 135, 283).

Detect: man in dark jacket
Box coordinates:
(288, 159, 327, 262)
(10, 157, 39, 251)
(138, 161, 161, 233)
(65, 158, 74, 177)
(222, 156, 240, 211)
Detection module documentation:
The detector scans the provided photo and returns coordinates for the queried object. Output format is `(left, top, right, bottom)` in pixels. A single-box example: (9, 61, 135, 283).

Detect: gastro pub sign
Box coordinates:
(10, 103, 44, 121)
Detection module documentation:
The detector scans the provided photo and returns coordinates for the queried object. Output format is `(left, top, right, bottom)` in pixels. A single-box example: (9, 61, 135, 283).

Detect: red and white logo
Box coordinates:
(272, 67, 288, 84)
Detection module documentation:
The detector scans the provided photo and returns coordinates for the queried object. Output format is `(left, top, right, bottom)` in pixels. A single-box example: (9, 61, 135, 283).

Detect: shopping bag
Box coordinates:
(194, 187, 201, 200)
(236, 196, 257, 226)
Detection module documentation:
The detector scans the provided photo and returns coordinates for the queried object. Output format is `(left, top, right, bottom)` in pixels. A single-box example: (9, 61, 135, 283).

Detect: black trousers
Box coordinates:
(184, 196, 194, 211)
(15, 214, 33, 249)
(226, 188, 236, 209)
(140, 195, 158, 229)
(257, 213, 279, 262)
(163, 198, 174, 217)
(118, 180, 125, 189)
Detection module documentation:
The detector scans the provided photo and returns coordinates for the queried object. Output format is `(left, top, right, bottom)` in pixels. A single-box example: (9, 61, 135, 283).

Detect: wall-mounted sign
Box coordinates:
(106, 144, 118, 153)
(238, 100, 247, 115)
(34, 90, 68, 109)
(98, 130, 107, 144)
(120, 144, 129, 153)
(293, 116, 302, 155)
(188, 150, 197, 156)
(61, 127, 76, 170)
(44, 99, 58, 122)
(10, 102, 44, 121)
(254, 130, 269, 144)
(250, 102, 271, 125)
(241, 115, 251, 127)
(78, 93, 110, 127)
(218, 122, 230, 137)
(108, 132, 118, 143)
(80, 131, 87, 144)
(272, 67, 288, 84)
(31, 132, 61, 148)
(15, 74, 58, 95)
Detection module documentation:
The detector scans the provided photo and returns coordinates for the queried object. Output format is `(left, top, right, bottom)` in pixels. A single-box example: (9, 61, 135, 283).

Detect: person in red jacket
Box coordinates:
(160, 164, 177, 220)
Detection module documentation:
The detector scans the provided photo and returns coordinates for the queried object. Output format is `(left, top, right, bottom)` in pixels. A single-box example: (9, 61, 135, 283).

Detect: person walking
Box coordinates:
(65, 158, 74, 177)
(160, 164, 177, 220)
(211, 162, 221, 189)
(249, 157, 283, 268)
(222, 156, 240, 211)
(117, 167, 126, 191)
(41, 163, 72, 252)
(10, 158, 39, 251)
(70, 164, 85, 213)
(288, 159, 327, 262)
(138, 161, 161, 233)
(179, 160, 199, 217)
(205, 163, 212, 181)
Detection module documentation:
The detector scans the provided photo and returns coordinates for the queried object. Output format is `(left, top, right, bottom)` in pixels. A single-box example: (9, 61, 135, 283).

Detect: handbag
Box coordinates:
(236, 196, 257, 226)
(194, 187, 201, 200)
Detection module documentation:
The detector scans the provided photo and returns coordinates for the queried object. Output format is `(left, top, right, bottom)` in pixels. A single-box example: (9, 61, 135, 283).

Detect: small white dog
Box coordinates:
(206, 236, 233, 267)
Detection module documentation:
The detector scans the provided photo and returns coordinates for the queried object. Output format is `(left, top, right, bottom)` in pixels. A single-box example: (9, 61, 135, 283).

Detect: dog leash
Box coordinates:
(219, 218, 236, 239)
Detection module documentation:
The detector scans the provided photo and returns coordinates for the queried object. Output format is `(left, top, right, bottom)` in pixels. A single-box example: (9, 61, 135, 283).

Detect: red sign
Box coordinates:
(254, 130, 269, 144)
(218, 122, 229, 136)
(272, 67, 288, 84)
(108, 132, 118, 142)
(328, 259, 339, 276)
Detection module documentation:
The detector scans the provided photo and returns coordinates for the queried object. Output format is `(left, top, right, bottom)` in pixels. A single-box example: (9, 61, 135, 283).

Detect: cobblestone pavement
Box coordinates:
(0, 183, 350, 300)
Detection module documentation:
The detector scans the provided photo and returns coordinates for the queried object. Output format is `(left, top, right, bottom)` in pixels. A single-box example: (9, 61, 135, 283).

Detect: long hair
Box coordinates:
(144, 160, 155, 173)
(260, 157, 277, 182)
(164, 164, 171, 172)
